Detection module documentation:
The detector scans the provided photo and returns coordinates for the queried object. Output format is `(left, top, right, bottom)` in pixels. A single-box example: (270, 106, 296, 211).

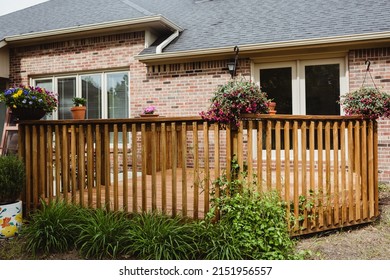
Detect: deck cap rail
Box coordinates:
(17, 114, 368, 125)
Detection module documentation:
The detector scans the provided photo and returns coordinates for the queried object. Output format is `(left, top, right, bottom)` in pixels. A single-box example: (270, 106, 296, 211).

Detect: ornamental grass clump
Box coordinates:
(339, 87, 390, 119)
(0, 84, 58, 113)
(200, 80, 271, 127)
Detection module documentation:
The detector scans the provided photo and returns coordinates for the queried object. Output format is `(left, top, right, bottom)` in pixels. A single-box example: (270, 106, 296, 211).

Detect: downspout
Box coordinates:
(156, 30, 180, 54)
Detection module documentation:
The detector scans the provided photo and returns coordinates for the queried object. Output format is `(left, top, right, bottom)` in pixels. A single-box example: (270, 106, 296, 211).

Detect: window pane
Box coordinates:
(260, 67, 292, 114)
(58, 77, 76, 119)
(305, 64, 340, 115)
(35, 79, 53, 120)
(107, 72, 128, 119)
(82, 75, 101, 119)
(35, 79, 53, 91)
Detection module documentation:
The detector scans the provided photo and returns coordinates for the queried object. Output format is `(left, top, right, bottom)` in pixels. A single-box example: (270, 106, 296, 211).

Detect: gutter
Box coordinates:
(136, 31, 390, 62)
(156, 30, 180, 54)
(3, 15, 183, 43)
(0, 40, 6, 49)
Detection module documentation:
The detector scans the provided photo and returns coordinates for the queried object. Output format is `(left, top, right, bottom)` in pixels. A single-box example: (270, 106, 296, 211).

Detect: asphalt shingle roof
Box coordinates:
(1, 0, 390, 54)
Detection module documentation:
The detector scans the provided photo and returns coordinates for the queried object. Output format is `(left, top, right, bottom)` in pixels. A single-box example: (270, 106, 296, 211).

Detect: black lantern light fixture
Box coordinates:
(227, 46, 239, 79)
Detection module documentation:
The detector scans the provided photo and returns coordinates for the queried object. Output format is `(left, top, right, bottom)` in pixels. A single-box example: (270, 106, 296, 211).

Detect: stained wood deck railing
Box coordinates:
(17, 115, 379, 235)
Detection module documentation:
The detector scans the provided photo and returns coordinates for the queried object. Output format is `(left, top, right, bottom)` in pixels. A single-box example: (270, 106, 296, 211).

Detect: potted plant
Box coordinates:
(339, 87, 390, 119)
(200, 79, 271, 128)
(70, 97, 87, 119)
(268, 101, 277, 114)
(0, 85, 58, 120)
(0, 154, 25, 238)
(140, 105, 158, 117)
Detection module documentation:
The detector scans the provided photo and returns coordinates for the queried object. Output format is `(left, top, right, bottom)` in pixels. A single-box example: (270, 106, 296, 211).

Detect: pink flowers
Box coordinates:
(143, 105, 156, 114)
(339, 87, 390, 120)
(200, 80, 270, 127)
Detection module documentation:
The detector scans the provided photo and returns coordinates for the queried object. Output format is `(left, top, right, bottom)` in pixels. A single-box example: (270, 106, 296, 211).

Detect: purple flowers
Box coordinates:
(0, 84, 58, 113)
(339, 87, 390, 120)
(200, 80, 271, 128)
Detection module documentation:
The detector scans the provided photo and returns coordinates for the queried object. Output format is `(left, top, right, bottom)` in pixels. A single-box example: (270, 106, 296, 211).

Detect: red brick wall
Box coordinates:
(131, 59, 251, 117)
(9, 32, 145, 84)
(348, 47, 390, 183)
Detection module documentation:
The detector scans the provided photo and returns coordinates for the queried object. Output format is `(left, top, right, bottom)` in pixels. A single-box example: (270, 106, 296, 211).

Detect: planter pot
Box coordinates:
(11, 108, 46, 120)
(139, 114, 159, 117)
(0, 200, 22, 239)
(268, 102, 277, 115)
(70, 106, 86, 119)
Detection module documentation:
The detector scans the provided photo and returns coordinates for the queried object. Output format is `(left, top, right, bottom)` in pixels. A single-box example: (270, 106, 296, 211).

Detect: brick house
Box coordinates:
(0, 0, 389, 182)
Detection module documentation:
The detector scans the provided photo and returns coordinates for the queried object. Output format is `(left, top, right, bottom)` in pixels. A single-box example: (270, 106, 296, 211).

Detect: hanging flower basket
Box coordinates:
(0, 85, 58, 121)
(200, 79, 271, 128)
(339, 87, 390, 119)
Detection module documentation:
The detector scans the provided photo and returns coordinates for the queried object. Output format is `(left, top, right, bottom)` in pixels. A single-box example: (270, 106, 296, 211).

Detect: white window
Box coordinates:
(33, 71, 129, 120)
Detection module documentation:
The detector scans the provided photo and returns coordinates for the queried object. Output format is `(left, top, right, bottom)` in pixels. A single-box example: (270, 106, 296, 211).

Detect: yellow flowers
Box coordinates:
(12, 89, 23, 99)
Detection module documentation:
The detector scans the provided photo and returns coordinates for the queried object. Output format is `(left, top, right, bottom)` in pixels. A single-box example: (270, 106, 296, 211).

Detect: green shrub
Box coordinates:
(23, 200, 80, 255)
(0, 154, 25, 204)
(75, 208, 131, 259)
(123, 212, 197, 260)
(208, 159, 299, 260)
(221, 190, 296, 259)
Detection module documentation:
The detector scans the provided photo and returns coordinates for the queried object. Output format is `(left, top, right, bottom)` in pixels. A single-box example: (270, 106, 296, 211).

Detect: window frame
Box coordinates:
(31, 70, 130, 120)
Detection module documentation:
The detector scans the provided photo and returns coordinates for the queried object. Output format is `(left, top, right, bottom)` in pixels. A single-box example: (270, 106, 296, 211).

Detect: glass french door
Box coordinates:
(256, 58, 346, 116)
(259, 63, 295, 114)
(300, 59, 345, 116)
(254, 58, 347, 158)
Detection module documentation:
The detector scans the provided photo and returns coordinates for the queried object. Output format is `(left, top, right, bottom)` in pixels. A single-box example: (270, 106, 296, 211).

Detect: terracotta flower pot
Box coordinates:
(268, 102, 277, 115)
(70, 106, 86, 119)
